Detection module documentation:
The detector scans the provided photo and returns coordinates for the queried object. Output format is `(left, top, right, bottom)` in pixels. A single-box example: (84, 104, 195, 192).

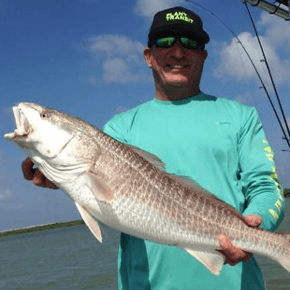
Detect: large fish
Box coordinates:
(4, 102, 290, 275)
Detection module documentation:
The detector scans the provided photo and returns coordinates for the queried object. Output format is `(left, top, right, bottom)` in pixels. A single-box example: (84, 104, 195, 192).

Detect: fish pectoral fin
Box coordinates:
(75, 202, 103, 243)
(183, 248, 225, 275)
(87, 173, 114, 203)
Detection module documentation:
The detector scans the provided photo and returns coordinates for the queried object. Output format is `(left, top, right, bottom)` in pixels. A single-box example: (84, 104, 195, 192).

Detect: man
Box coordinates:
(22, 6, 284, 289)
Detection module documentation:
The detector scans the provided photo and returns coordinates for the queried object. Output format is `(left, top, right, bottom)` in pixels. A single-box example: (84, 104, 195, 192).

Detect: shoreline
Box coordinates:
(0, 220, 85, 238)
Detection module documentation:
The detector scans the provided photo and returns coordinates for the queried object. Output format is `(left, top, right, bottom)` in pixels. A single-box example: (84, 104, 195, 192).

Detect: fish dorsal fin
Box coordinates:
(130, 145, 165, 171)
(170, 174, 202, 189)
(75, 202, 103, 243)
(184, 248, 225, 275)
(171, 174, 245, 221)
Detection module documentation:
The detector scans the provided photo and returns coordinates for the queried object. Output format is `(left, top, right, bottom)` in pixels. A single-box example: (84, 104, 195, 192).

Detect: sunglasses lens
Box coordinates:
(153, 36, 202, 50)
(155, 37, 176, 48)
(180, 38, 199, 49)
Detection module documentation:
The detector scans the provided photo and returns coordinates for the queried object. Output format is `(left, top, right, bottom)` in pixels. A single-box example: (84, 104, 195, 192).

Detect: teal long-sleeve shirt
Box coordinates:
(103, 92, 284, 290)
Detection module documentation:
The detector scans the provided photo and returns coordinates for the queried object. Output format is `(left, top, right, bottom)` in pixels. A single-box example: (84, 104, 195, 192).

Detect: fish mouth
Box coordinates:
(4, 105, 32, 141)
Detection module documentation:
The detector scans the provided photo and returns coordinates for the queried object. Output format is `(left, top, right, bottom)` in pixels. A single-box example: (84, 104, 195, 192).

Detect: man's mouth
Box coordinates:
(167, 64, 189, 69)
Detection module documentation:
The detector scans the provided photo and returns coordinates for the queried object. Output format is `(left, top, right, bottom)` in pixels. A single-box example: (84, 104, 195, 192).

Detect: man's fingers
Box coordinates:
(46, 179, 59, 190)
(33, 169, 47, 187)
(218, 234, 252, 266)
(216, 216, 261, 266)
(244, 215, 262, 228)
(22, 158, 58, 189)
(21, 158, 35, 180)
(31, 169, 58, 189)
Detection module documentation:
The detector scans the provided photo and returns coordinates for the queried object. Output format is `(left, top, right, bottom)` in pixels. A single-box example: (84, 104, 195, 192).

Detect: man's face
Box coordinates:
(144, 36, 207, 93)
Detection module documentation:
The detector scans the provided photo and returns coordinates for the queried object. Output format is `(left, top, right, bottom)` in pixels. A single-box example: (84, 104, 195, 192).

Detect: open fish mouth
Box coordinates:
(4, 106, 32, 141)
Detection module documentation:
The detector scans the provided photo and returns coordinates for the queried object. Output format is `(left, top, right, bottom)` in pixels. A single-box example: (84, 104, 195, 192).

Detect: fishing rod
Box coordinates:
(238, 0, 290, 21)
(184, 0, 290, 149)
(244, 1, 290, 145)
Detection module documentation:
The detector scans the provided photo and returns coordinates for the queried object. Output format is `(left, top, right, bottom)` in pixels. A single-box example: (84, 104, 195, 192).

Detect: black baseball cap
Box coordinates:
(148, 6, 210, 46)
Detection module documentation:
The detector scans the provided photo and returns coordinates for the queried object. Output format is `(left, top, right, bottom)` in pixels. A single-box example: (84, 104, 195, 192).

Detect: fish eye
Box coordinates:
(40, 112, 50, 118)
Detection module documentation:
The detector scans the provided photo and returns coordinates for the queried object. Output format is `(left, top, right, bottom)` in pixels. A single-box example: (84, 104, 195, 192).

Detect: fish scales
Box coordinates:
(4, 102, 290, 276)
(97, 135, 250, 242)
(99, 139, 230, 241)
(96, 138, 169, 204)
(30, 127, 257, 247)
(84, 132, 223, 241)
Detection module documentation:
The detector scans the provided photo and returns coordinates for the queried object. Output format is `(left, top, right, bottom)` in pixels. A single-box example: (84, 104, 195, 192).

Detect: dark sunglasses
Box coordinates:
(150, 36, 204, 51)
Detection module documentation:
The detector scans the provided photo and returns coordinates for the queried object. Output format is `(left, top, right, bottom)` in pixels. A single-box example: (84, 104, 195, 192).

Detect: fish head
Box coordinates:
(4, 102, 75, 159)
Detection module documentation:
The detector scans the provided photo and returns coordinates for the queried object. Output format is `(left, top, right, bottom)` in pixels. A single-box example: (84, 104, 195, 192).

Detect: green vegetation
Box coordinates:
(0, 220, 85, 238)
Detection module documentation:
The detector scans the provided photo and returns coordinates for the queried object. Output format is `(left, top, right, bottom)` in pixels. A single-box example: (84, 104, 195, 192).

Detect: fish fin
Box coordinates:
(75, 202, 103, 243)
(278, 257, 290, 274)
(184, 248, 225, 275)
(87, 173, 114, 203)
(171, 173, 245, 221)
(170, 174, 203, 189)
(129, 146, 166, 171)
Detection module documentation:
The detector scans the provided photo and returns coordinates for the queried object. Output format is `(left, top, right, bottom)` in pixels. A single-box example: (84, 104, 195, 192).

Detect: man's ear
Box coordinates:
(201, 49, 208, 60)
(143, 47, 154, 68)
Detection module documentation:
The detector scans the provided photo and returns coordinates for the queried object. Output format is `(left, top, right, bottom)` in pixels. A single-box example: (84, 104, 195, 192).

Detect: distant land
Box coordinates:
(0, 220, 85, 238)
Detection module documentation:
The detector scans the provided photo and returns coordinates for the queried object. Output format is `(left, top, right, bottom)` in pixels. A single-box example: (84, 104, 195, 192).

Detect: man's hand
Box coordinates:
(22, 158, 58, 189)
(217, 215, 262, 265)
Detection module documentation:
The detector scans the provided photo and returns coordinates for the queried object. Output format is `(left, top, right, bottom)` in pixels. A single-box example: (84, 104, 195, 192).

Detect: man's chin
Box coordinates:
(167, 79, 188, 87)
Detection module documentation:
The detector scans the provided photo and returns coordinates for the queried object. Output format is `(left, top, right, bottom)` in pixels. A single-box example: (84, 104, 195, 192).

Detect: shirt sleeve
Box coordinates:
(103, 114, 128, 144)
(238, 107, 284, 231)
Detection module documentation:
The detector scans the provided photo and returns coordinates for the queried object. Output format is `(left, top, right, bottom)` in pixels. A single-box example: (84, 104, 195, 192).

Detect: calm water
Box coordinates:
(1, 200, 290, 290)
(0, 225, 119, 290)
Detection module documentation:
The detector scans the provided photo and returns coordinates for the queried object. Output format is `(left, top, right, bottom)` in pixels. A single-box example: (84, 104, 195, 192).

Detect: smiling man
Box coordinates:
(22, 6, 284, 290)
(143, 8, 208, 101)
(102, 6, 284, 290)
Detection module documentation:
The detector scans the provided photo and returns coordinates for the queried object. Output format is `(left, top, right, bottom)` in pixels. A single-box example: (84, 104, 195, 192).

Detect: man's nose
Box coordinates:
(170, 41, 186, 58)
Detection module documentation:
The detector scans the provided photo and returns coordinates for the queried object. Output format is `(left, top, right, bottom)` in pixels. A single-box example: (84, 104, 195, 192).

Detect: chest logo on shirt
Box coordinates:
(215, 121, 232, 126)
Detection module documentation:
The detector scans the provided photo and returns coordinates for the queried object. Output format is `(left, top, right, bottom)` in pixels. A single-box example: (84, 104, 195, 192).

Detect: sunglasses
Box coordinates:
(150, 36, 204, 51)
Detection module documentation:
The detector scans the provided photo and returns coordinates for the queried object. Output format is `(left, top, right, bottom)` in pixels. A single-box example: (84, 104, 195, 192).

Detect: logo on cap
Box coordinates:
(165, 12, 194, 24)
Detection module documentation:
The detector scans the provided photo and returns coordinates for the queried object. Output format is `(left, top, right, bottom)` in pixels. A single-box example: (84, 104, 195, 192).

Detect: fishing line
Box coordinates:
(184, 0, 290, 149)
(244, 1, 290, 146)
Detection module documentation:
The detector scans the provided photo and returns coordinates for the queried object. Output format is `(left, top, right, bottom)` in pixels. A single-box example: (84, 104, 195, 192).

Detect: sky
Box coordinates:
(0, 0, 289, 231)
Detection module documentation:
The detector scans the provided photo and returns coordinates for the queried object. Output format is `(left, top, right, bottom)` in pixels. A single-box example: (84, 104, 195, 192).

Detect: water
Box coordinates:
(0, 225, 119, 290)
(255, 199, 290, 290)
(1, 201, 290, 289)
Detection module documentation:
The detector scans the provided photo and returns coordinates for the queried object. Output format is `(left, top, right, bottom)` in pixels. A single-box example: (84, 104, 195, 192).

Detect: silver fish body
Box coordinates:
(4, 102, 290, 275)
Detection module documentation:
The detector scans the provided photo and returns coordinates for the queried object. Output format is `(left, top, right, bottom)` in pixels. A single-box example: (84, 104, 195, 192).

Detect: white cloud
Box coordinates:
(0, 190, 12, 202)
(81, 34, 151, 84)
(134, 0, 184, 18)
(214, 12, 290, 88)
(102, 57, 147, 84)
(257, 12, 290, 49)
(83, 34, 144, 57)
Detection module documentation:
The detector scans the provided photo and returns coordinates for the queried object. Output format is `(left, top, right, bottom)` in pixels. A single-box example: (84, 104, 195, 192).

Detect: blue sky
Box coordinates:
(0, 0, 289, 231)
